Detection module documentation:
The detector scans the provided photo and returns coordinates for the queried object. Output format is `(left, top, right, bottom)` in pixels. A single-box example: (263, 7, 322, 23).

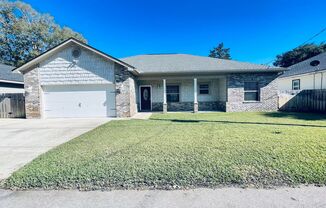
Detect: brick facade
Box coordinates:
(225, 73, 279, 112)
(151, 101, 225, 112)
(24, 67, 42, 118)
(114, 64, 137, 117)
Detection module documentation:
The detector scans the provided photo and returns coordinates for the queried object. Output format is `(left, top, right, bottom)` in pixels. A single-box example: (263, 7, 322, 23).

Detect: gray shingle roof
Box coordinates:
(0, 63, 23, 83)
(279, 52, 326, 78)
(121, 54, 284, 75)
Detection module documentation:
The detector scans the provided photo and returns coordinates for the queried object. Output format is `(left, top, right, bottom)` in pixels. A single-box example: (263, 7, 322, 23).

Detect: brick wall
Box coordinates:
(151, 101, 225, 111)
(24, 67, 42, 118)
(226, 72, 279, 112)
(114, 64, 137, 117)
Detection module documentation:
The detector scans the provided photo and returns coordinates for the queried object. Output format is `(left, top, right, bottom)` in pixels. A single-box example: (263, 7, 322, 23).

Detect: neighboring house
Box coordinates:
(0, 63, 24, 93)
(277, 52, 326, 91)
(13, 38, 285, 119)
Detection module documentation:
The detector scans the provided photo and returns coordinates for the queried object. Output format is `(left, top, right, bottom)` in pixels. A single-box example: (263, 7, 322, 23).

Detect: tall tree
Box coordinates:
(273, 43, 326, 67)
(208, 42, 231, 59)
(0, 0, 87, 66)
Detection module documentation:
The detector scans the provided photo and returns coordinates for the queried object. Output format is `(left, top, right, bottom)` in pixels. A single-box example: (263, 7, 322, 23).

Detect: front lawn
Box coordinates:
(4, 112, 326, 190)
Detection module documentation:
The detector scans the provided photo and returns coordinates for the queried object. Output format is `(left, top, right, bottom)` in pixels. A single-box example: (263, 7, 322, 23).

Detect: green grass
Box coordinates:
(4, 112, 326, 190)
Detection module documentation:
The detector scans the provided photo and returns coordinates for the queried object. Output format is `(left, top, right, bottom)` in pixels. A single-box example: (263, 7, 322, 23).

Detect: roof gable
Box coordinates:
(0, 64, 23, 83)
(13, 38, 136, 73)
(280, 52, 326, 78)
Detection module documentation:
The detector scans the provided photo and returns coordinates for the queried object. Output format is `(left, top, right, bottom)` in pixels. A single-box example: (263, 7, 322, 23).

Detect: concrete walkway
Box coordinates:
(132, 112, 152, 120)
(0, 186, 325, 208)
(0, 118, 111, 180)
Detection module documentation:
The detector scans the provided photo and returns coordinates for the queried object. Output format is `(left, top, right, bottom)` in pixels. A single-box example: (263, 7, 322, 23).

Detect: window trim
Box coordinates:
(292, 79, 300, 90)
(166, 84, 180, 103)
(199, 83, 210, 95)
(244, 81, 260, 102)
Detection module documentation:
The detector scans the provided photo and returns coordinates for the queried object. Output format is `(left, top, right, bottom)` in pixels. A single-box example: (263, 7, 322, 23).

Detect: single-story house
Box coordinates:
(0, 63, 24, 93)
(277, 52, 326, 91)
(13, 38, 285, 118)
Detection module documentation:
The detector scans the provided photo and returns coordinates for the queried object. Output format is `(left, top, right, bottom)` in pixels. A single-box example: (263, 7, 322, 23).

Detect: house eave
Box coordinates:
(278, 68, 326, 79)
(0, 79, 24, 84)
(137, 68, 285, 77)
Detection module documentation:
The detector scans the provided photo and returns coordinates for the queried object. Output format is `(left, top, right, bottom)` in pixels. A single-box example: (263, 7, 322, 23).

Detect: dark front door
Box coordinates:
(140, 86, 151, 111)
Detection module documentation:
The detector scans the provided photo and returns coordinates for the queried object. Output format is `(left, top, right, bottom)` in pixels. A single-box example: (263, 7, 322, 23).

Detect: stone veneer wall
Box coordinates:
(199, 101, 226, 111)
(24, 67, 42, 118)
(114, 63, 137, 117)
(151, 101, 225, 112)
(226, 73, 279, 112)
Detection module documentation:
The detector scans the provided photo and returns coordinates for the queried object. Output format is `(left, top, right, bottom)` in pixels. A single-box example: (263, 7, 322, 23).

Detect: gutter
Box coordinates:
(278, 68, 326, 79)
(0, 79, 24, 84)
(136, 68, 286, 76)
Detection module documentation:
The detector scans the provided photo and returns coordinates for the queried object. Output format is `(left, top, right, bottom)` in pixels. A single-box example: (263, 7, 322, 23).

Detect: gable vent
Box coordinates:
(72, 48, 81, 59)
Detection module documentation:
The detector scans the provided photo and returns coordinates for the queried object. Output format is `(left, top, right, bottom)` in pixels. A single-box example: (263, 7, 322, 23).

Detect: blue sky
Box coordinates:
(23, 0, 326, 64)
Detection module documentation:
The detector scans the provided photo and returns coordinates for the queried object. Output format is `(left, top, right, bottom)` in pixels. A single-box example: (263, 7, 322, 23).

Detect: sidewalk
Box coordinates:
(1, 186, 325, 208)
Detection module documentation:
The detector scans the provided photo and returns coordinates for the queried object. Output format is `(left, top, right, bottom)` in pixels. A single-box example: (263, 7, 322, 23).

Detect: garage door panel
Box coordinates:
(42, 85, 116, 118)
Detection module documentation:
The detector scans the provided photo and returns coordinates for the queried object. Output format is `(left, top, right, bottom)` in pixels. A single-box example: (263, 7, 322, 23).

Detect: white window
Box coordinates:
(199, 84, 209, 94)
(292, 79, 300, 90)
(166, 85, 180, 102)
(244, 82, 259, 101)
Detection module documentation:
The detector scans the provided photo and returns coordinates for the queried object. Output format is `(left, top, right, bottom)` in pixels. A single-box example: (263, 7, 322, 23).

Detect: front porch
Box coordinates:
(136, 76, 227, 113)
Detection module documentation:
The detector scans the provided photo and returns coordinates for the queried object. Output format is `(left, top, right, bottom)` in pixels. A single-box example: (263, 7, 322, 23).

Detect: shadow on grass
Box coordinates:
(262, 112, 326, 121)
(150, 118, 326, 128)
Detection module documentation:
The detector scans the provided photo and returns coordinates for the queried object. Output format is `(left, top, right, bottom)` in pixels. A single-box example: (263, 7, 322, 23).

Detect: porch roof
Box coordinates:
(121, 54, 285, 75)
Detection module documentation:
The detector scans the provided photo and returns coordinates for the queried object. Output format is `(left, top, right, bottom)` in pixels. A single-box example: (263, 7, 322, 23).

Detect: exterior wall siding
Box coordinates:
(38, 45, 115, 85)
(0, 82, 24, 93)
(277, 70, 326, 91)
(226, 73, 279, 112)
(0, 87, 24, 93)
(218, 77, 227, 101)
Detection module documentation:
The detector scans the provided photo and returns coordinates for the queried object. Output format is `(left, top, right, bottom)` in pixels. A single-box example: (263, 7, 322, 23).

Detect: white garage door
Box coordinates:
(42, 84, 116, 118)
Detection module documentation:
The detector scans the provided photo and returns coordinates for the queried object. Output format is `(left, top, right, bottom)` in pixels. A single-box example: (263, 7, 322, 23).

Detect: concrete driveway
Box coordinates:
(0, 118, 111, 180)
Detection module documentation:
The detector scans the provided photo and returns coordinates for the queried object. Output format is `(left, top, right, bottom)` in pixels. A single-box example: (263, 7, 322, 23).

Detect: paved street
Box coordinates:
(0, 186, 325, 208)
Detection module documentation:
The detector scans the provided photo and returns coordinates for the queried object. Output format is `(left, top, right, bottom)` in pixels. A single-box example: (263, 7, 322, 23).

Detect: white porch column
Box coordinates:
(163, 79, 167, 113)
(194, 78, 198, 113)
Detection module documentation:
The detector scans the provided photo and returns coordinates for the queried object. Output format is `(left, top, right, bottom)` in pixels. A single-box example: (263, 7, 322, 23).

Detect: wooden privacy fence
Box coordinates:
(279, 90, 326, 113)
(0, 93, 26, 118)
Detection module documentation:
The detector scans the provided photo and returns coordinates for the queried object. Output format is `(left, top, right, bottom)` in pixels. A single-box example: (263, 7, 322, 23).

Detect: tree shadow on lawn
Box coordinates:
(262, 112, 326, 121)
(150, 118, 326, 128)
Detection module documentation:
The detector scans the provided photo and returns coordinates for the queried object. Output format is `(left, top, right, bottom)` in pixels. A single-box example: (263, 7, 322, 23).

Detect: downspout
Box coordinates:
(310, 60, 321, 90)
(321, 72, 324, 89)
(313, 73, 316, 89)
